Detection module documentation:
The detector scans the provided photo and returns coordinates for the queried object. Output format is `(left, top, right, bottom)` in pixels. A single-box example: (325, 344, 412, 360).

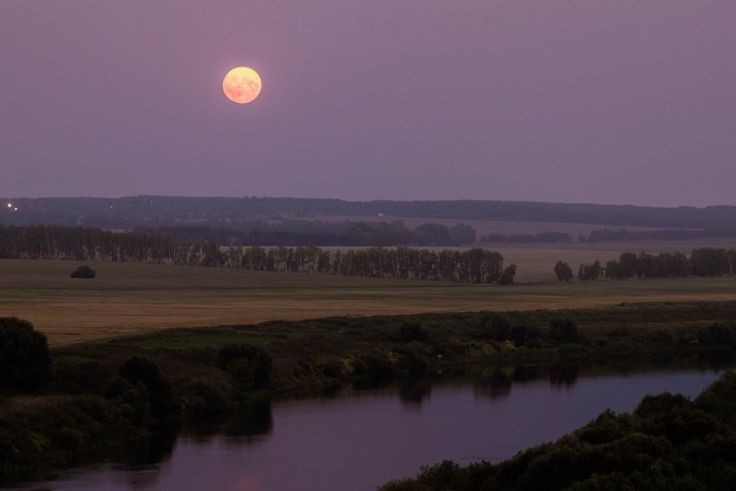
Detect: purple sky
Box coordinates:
(1, 1, 735, 206)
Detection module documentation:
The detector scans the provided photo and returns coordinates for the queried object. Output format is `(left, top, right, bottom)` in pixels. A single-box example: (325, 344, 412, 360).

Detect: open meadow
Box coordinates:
(2, 240, 735, 345)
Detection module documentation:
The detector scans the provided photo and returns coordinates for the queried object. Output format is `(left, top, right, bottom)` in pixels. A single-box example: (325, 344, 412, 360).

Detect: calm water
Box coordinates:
(7, 360, 734, 491)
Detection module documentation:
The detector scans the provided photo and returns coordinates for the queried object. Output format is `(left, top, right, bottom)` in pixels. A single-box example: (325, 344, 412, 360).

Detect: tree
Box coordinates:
(578, 261, 602, 281)
(0, 317, 51, 392)
(70, 265, 96, 279)
(217, 344, 273, 390)
(480, 314, 512, 341)
(554, 261, 573, 282)
(498, 264, 517, 285)
(398, 322, 431, 343)
(549, 317, 579, 343)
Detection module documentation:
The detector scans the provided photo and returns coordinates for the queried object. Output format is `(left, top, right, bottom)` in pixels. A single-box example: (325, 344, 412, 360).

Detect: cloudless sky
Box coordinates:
(1, 1, 735, 206)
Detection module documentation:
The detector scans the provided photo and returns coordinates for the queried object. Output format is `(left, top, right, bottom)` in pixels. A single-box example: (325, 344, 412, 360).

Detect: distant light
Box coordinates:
(6, 203, 11, 208)
(13, 207, 18, 212)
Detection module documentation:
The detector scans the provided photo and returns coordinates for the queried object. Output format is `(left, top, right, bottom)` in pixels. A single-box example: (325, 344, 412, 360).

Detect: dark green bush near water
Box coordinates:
(549, 318, 579, 343)
(0, 317, 51, 392)
(114, 356, 179, 425)
(217, 344, 273, 391)
(698, 323, 736, 348)
(480, 314, 512, 342)
(398, 322, 431, 343)
(381, 372, 736, 491)
(510, 325, 541, 346)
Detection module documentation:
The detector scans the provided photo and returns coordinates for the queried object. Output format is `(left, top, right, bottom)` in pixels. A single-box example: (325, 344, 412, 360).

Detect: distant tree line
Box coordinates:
(0, 225, 510, 284)
(570, 248, 736, 281)
(583, 228, 736, 243)
(481, 231, 573, 244)
(5, 196, 736, 230)
(136, 221, 475, 246)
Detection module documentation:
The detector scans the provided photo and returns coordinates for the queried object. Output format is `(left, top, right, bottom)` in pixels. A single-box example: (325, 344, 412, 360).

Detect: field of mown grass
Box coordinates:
(1, 248, 735, 345)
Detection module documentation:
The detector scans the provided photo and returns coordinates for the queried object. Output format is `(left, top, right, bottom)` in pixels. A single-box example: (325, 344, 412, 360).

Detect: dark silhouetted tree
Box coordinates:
(554, 261, 573, 282)
(0, 317, 51, 392)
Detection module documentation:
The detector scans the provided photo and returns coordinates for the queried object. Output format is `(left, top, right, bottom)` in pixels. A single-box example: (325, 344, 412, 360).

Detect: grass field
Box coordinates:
(2, 244, 735, 345)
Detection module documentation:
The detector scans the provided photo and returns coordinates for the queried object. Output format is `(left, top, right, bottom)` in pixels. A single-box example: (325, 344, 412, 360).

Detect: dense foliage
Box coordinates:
(605, 249, 736, 279)
(0, 317, 51, 392)
(382, 372, 736, 491)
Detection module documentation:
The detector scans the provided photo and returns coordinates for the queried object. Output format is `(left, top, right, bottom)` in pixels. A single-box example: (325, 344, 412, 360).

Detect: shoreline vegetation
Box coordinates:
(381, 371, 736, 491)
(1, 301, 736, 484)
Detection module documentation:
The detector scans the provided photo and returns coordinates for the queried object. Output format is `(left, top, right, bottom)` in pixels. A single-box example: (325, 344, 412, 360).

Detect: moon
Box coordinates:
(222, 66, 262, 104)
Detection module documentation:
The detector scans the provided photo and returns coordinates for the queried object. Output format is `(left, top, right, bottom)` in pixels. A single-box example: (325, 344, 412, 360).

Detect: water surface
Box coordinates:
(7, 360, 733, 491)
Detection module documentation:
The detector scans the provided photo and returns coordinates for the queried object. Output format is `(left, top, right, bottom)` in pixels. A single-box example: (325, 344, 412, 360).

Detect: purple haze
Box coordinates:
(1, 1, 735, 206)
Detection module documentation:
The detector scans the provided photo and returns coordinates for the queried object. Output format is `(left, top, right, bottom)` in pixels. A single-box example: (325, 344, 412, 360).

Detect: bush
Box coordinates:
(554, 261, 574, 282)
(480, 313, 512, 341)
(0, 317, 51, 392)
(549, 318, 579, 343)
(498, 264, 517, 285)
(698, 323, 736, 348)
(398, 322, 431, 343)
(352, 351, 395, 380)
(118, 356, 178, 423)
(217, 344, 273, 390)
(70, 265, 96, 279)
(510, 325, 541, 346)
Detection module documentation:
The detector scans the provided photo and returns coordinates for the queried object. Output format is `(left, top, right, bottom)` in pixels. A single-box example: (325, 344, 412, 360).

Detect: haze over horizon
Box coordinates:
(2, 1, 735, 207)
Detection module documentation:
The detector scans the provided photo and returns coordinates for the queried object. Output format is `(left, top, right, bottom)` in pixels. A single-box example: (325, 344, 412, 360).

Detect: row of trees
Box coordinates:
(565, 248, 736, 281)
(138, 221, 477, 247)
(482, 231, 573, 244)
(229, 245, 513, 283)
(0, 225, 511, 284)
(584, 227, 736, 243)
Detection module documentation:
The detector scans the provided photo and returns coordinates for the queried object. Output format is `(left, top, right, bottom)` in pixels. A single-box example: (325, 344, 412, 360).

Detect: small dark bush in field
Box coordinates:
(70, 265, 96, 279)
(398, 321, 431, 343)
(698, 323, 736, 348)
(549, 318, 579, 343)
(0, 317, 51, 391)
(217, 344, 273, 390)
(510, 324, 541, 346)
(480, 313, 512, 341)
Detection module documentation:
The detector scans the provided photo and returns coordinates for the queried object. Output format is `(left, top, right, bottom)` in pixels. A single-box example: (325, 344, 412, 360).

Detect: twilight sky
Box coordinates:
(1, 1, 735, 206)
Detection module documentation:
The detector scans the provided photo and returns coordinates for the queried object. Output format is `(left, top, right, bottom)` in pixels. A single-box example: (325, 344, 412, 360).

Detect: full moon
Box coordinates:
(222, 66, 262, 104)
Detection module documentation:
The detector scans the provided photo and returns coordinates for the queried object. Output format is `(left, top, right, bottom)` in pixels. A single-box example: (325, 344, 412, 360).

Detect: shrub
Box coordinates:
(698, 323, 736, 348)
(398, 322, 431, 343)
(554, 261, 574, 282)
(510, 325, 541, 346)
(352, 351, 395, 380)
(549, 318, 579, 343)
(217, 344, 273, 390)
(498, 264, 517, 285)
(118, 356, 178, 423)
(480, 313, 512, 341)
(70, 265, 96, 279)
(0, 317, 51, 392)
